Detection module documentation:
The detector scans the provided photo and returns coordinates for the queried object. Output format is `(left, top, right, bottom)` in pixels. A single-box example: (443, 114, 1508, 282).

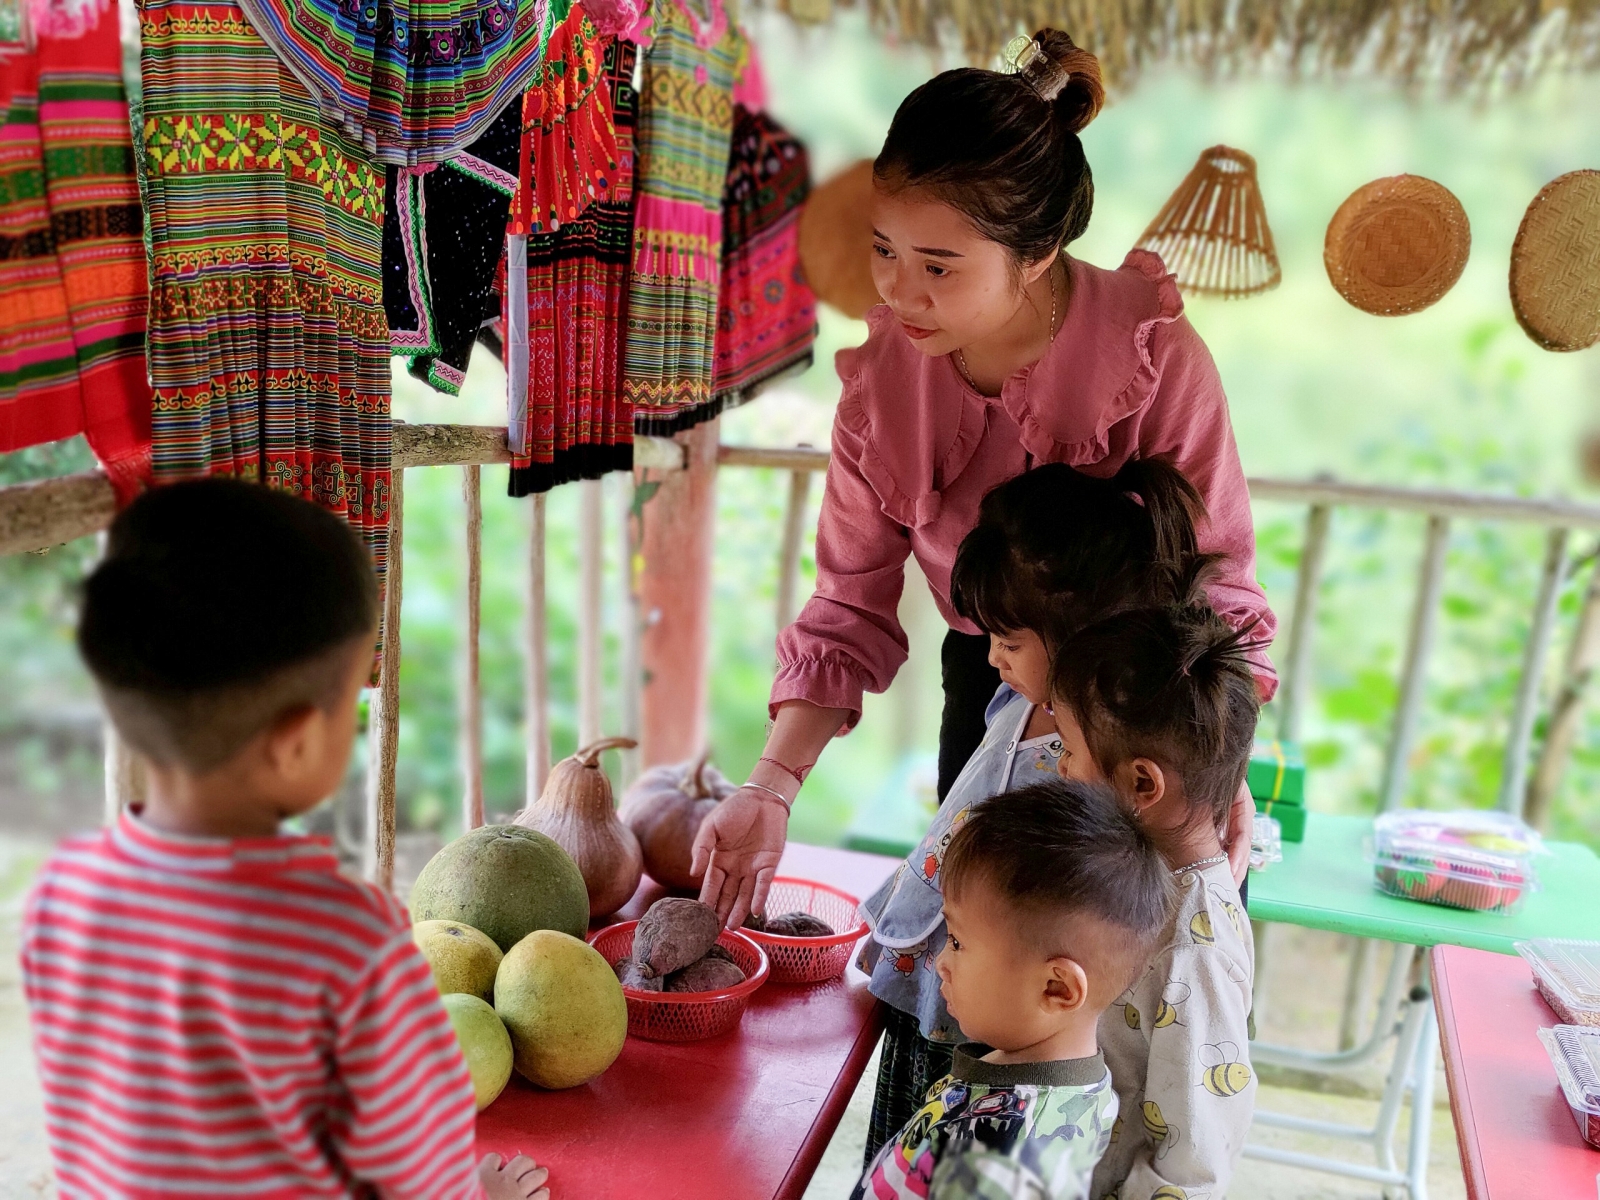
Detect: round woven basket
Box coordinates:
(1324, 175, 1470, 316)
(1510, 170, 1600, 352)
(797, 159, 881, 319)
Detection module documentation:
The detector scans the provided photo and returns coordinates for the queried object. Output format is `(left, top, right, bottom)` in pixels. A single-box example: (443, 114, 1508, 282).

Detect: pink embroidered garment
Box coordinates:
(772, 250, 1277, 727)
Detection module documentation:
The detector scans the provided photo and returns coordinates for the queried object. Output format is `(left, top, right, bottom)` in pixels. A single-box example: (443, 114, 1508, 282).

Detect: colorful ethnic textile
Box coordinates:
(234, 0, 559, 165)
(141, 0, 391, 580)
(504, 15, 636, 496)
(623, 0, 744, 435)
(383, 100, 519, 395)
(0, 10, 151, 499)
(712, 104, 815, 410)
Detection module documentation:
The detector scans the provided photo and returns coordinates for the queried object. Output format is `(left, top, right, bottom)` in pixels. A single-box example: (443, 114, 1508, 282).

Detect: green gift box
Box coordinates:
(1248, 738, 1305, 806)
(1254, 796, 1306, 842)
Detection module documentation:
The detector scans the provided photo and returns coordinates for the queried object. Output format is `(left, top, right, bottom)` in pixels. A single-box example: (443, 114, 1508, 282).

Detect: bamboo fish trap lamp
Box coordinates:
(1134, 146, 1281, 298)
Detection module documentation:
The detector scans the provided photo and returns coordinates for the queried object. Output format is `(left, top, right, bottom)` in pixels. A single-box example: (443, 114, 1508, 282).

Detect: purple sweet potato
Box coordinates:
(760, 911, 835, 938)
(614, 956, 663, 992)
(633, 897, 721, 979)
(666, 955, 747, 993)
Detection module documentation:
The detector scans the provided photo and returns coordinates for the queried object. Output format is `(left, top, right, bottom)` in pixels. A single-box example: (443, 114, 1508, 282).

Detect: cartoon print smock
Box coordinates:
(857, 686, 1062, 1041)
(853, 1045, 1117, 1200)
(1092, 863, 1256, 1200)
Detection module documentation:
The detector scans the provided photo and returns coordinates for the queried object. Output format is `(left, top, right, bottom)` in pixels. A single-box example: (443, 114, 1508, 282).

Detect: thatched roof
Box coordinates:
(767, 0, 1600, 88)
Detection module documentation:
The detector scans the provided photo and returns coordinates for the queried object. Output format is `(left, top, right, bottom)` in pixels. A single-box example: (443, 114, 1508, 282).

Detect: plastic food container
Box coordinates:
(1517, 940, 1600, 1027)
(1250, 812, 1283, 871)
(1369, 810, 1542, 913)
(590, 923, 768, 1043)
(741, 878, 870, 985)
(1537, 1025, 1600, 1149)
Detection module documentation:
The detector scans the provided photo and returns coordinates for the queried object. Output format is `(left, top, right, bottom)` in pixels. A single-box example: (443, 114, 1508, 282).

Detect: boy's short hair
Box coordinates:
(942, 777, 1175, 1001)
(78, 479, 380, 771)
(1051, 604, 1261, 827)
(949, 458, 1218, 645)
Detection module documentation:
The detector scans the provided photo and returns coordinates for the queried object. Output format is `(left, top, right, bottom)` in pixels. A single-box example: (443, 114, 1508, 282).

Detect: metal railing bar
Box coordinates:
(775, 467, 813, 634)
(1498, 527, 1569, 815)
(460, 465, 485, 831)
(1378, 516, 1451, 812)
(365, 471, 402, 891)
(1526, 548, 1600, 828)
(1277, 503, 1332, 743)
(525, 493, 551, 805)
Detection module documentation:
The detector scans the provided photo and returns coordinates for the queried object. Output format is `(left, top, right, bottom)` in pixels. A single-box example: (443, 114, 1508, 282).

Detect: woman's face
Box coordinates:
(870, 186, 1032, 358)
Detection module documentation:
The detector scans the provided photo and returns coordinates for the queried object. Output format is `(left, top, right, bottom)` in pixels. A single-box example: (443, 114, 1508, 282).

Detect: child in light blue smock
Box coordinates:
(859, 458, 1220, 1160)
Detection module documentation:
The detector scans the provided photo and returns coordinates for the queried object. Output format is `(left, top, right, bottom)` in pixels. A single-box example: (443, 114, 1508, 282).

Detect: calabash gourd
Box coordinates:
(515, 737, 641, 918)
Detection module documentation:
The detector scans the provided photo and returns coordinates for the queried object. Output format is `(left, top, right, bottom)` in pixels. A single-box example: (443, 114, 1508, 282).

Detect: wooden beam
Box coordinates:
(0, 470, 116, 556)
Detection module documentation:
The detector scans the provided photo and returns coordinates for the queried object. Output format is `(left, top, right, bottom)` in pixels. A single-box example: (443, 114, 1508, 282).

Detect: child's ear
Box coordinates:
(1118, 758, 1166, 814)
(260, 704, 323, 779)
(1042, 956, 1090, 1014)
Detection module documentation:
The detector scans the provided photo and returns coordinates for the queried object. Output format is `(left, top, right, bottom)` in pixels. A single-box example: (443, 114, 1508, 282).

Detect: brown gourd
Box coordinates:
(515, 737, 642, 918)
(619, 752, 738, 890)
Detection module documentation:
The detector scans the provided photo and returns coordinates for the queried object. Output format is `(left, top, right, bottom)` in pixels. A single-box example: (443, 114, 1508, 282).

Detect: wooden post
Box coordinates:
(1378, 515, 1450, 812)
(1527, 547, 1600, 829)
(617, 475, 642, 788)
(103, 722, 145, 825)
(775, 467, 813, 634)
(460, 465, 485, 831)
(526, 493, 551, 805)
(578, 477, 605, 748)
(637, 418, 719, 766)
(366, 471, 402, 891)
(1277, 504, 1331, 743)
(1499, 527, 1568, 815)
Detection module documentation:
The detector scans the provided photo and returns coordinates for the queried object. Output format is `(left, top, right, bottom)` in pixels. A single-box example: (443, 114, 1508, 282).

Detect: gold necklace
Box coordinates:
(955, 267, 1059, 393)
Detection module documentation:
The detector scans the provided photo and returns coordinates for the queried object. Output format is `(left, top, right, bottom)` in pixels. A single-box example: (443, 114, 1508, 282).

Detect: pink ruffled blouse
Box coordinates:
(771, 250, 1277, 727)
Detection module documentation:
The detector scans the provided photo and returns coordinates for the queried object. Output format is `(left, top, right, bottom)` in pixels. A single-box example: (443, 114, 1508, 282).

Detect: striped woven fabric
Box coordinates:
(505, 15, 636, 496)
(711, 104, 816, 409)
(623, 0, 745, 435)
(236, 0, 557, 165)
(141, 0, 391, 582)
(0, 10, 151, 498)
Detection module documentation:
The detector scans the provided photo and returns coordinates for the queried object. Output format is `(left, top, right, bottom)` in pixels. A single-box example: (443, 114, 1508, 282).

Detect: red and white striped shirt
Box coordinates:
(21, 810, 488, 1199)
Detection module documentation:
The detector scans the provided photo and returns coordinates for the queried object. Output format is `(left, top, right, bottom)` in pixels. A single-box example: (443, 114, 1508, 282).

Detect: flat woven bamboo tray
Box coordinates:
(1510, 170, 1600, 352)
(797, 159, 880, 319)
(1324, 175, 1470, 316)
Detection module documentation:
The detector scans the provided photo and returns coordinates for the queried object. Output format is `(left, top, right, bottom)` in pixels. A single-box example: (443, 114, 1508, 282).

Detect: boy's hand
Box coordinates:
(478, 1152, 550, 1200)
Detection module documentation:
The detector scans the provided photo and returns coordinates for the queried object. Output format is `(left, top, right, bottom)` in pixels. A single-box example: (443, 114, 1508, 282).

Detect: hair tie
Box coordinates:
(1004, 34, 1069, 103)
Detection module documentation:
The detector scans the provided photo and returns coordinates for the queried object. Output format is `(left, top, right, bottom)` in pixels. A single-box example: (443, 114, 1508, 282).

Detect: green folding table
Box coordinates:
(1244, 811, 1600, 1200)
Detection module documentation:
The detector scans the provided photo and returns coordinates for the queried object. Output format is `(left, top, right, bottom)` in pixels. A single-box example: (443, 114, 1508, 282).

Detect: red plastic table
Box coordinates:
(477, 842, 898, 1200)
(1431, 943, 1599, 1199)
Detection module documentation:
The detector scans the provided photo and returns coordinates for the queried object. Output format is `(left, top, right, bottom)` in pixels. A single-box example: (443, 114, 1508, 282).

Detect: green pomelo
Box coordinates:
(441, 992, 514, 1111)
(410, 825, 589, 952)
(413, 919, 503, 1001)
(495, 930, 627, 1090)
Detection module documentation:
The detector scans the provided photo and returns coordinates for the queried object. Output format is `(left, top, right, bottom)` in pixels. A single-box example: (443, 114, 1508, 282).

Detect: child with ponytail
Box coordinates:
(1051, 604, 1262, 1199)
(857, 457, 1218, 1162)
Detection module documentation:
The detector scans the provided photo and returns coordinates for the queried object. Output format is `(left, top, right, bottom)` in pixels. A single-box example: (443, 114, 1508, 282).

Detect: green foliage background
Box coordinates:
(6, 11, 1600, 851)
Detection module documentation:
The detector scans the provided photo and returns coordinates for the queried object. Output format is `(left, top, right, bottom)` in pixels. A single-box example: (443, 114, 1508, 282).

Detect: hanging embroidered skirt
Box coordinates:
(0, 10, 150, 498)
(504, 19, 635, 496)
(383, 100, 520, 395)
(712, 104, 815, 409)
(141, 0, 391, 579)
(234, 0, 561, 164)
(622, 0, 743, 435)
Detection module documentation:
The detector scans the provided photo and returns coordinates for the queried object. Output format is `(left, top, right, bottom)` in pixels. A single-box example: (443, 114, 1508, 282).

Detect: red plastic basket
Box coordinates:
(742, 877, 869, 985)
(589, 922, 769, 1042)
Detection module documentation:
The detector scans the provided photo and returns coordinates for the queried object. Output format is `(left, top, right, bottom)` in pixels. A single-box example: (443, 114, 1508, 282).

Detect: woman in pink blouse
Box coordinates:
(691, 31, 1276, 928)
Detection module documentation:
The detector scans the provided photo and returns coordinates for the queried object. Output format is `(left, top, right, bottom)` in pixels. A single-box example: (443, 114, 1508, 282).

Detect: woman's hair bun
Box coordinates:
(1022, 29, 1105, 135)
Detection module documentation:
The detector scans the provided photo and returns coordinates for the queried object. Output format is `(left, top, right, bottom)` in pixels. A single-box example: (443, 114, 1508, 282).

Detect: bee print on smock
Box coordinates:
(1153, 982, 1191, 1030)
(1140, 1099, 1181, 1159)
(1189, 911, 1216, 945)
(1151, 1186, 1212, 1200)
(1199, 1042, 1253, 1097)
(1210, 887, 1246, 939)
(1116, 996, 1141, 1030)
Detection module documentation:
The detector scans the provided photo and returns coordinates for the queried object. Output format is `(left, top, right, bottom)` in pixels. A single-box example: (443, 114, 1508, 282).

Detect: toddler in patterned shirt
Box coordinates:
(854, 777, 1175, 1200)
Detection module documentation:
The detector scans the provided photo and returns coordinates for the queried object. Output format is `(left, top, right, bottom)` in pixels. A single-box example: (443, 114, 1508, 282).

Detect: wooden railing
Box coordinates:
(7, 427, 1600, 896)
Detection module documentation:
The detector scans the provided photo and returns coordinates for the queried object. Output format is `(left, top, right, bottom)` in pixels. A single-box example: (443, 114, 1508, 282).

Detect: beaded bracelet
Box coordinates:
(741, 780, 794, 815)
(758, 755, 812, 786)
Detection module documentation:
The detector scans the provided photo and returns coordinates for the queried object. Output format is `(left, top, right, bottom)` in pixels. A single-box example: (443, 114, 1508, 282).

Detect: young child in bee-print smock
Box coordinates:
(857, 460, 1224, 1159)
(1050, 604, 1261, 1200)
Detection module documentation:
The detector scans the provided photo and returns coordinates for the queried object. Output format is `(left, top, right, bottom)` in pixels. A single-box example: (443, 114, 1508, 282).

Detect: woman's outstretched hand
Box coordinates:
(690, 789, 790, 928)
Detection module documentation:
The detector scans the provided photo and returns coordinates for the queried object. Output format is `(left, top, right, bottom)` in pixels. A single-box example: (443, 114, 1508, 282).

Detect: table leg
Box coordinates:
(1405, 994, 1437, 1200)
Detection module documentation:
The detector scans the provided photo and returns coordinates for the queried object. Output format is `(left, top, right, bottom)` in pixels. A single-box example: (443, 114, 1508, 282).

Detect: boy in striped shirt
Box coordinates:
(22, 479, 551, 1199)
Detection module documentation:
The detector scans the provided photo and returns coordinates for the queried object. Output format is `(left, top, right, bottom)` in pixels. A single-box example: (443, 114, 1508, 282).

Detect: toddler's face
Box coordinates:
(987, 628, 1050, 704)
(936, 883, 1075, 1053)
(1048, 702, 1105, 786)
